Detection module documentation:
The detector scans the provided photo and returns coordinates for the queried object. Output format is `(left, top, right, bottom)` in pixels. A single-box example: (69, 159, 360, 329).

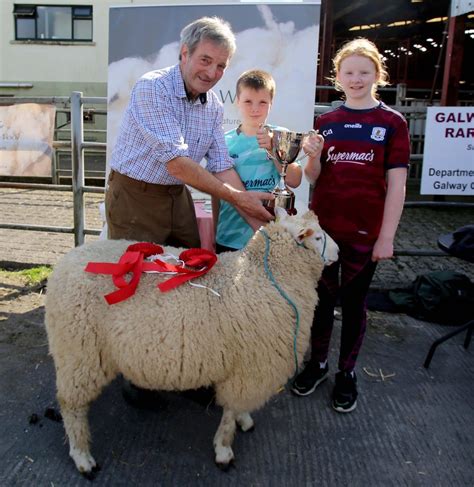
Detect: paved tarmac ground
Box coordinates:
(0, 187, 472, 287)
(0, 187, 473, 486)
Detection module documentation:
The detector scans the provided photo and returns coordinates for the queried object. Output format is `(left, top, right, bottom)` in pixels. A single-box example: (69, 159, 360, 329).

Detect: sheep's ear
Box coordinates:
(296, 227, 314, 243)
(275, 206, 287, 222)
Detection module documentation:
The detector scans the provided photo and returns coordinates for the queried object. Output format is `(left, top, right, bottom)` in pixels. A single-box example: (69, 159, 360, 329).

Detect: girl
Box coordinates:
(291, 38, 410, 413)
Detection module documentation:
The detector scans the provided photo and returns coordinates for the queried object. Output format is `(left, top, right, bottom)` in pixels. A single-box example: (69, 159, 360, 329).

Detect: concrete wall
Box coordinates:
(0, 0, 197, 97)
(0, 0, 252, 97)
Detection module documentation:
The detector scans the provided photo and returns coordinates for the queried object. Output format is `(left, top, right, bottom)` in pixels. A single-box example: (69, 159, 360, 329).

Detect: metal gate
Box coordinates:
(0, 92, 472, 255)
(0, 92, 106, 246)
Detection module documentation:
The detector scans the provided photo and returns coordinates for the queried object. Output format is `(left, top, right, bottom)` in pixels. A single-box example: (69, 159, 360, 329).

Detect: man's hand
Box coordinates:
(227, 185, 275, 222)
(168, 159, 275, 225)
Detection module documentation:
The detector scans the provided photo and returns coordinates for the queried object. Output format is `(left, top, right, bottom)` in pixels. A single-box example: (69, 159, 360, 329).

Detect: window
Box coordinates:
(14, 4, 93, 41)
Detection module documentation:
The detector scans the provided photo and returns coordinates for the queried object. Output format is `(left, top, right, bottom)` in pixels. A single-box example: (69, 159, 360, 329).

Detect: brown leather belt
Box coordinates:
(108, 170, 184, 194)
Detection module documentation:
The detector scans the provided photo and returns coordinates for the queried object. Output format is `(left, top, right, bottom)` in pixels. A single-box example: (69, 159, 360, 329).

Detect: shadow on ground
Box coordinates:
(0, 275, 472, 486)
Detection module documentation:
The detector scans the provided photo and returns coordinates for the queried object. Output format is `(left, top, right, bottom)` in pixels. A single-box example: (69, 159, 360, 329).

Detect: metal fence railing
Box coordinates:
(0, 92, 106, 245)
(0, 92, 472, 254)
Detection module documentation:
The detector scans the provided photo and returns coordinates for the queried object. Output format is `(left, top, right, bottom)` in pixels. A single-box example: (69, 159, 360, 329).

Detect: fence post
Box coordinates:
(51, 148, 59, 185)
(71, 91, 85, 246)
(396, 83, 407, 105)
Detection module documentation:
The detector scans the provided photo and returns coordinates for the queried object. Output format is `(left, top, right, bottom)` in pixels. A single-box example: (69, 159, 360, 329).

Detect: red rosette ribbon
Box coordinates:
(84, 243, 217, 305)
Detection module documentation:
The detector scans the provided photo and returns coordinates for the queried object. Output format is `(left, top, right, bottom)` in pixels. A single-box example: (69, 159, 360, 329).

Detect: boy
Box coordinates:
(213, 69, 302, 252)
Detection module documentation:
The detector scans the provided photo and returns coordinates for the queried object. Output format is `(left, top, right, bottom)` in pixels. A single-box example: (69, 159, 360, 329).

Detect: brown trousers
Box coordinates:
(105, 170, 201, 248)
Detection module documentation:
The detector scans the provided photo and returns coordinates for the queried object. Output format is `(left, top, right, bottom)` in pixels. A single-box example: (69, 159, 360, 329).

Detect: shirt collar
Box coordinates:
(173, 64, 207, 105)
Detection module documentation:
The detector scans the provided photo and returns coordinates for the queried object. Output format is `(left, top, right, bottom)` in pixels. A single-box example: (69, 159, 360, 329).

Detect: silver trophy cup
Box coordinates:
(263, 126, 316, 215)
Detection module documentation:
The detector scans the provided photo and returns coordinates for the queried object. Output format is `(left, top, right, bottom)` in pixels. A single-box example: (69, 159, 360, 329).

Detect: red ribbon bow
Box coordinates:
(84, 242, 217, 305)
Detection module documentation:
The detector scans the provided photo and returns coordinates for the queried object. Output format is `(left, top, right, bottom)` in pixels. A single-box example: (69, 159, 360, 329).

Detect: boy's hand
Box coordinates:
(256, 126, 273, 151)
(303, 131, 324, 159)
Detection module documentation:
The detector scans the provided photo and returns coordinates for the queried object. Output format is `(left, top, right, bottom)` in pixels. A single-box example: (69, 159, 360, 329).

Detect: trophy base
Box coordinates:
(263, 192, 297, 216)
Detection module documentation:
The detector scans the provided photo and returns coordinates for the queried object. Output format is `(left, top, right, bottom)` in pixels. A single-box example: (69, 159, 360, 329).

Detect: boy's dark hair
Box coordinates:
(236, 69, 276, 99)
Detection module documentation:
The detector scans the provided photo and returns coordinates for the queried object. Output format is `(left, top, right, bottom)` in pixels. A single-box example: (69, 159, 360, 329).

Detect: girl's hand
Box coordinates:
(256, 126, 272, 150)
(303, 131, 324, 159)
(371, 236, 394, 261)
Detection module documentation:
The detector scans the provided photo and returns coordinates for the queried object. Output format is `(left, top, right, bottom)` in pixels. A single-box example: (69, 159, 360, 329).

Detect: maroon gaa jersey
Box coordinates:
(311, 102, 410, 245)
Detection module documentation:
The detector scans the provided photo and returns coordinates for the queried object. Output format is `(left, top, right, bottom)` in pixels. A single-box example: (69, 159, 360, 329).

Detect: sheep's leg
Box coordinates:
(236, 412, 254, 432)
(213, 408, 237, 468)
(57, 394, 99, 477)
(51, 339, 113, 476)
(60, 403, 98, 475)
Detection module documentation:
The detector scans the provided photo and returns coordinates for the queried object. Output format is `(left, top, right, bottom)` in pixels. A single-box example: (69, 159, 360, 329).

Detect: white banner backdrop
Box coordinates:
(0, 103, 55, 177)
(420, 107, 474, 195)
(107, 2, 321, 208)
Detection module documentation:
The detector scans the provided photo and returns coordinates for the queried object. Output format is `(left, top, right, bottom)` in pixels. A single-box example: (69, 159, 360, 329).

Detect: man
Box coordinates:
(106, 16, 273, 248)
(106, 16, 273, 409)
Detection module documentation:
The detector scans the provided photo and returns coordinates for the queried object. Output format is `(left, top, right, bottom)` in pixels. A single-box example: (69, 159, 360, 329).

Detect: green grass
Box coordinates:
(0, 266, 52, 285)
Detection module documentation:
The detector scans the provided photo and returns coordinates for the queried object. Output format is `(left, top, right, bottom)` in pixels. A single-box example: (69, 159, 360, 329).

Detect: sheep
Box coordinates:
(44, 209, 338, 475)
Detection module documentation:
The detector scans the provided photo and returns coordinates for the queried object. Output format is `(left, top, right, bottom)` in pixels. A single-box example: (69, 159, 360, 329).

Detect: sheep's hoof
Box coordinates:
(70, 446, 98, 478)
(81, 464, 101, 481)
(214, 446, 235, 470)
(238, 423, 255, 433)
(215, 458, 235, 472)
(236, 413, 254, 432)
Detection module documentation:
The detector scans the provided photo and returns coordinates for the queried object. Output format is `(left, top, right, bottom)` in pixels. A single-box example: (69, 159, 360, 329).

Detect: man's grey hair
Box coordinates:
(179, 16, 236, 60)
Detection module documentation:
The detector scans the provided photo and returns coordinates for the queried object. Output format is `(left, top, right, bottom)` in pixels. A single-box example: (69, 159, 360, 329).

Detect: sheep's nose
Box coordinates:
(326, 245, 339, 265)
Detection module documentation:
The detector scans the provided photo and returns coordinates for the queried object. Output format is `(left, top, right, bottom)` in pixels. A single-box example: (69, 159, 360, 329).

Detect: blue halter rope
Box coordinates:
(260, 227, 329, 377)
(320, 232, 327, 263)
(260, 228, 301, 376)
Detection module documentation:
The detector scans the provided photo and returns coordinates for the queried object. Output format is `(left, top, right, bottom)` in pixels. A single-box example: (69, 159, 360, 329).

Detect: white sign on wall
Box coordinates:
(420, 107, 474, 195)
(0, 103, 55, 177)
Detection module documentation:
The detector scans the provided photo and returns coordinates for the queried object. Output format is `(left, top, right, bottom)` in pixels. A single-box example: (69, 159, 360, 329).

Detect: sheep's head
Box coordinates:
(275, 207, 339, 265)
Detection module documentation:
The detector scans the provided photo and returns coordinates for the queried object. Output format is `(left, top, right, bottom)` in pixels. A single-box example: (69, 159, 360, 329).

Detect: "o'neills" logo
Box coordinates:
(327, 146, 375, 165)
(344, 123, 362, 129)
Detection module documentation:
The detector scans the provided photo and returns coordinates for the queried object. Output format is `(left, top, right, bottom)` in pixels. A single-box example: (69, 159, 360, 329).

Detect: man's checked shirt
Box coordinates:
(110, 64, 234, 185)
